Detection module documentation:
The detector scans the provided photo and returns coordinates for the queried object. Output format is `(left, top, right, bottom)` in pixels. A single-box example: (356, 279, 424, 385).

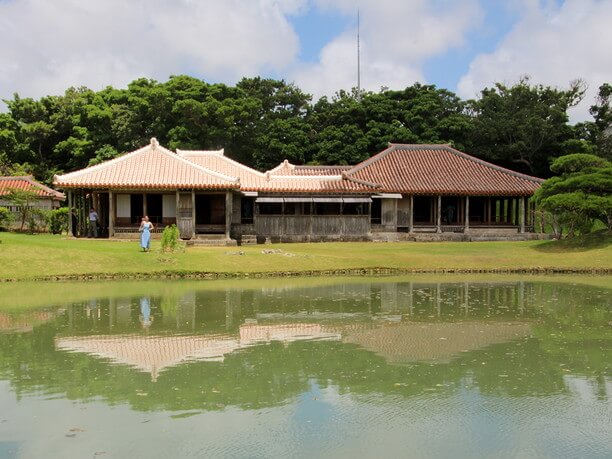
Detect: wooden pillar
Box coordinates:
(436, 195, 442, 233)
(67, 190, 73, 236)
(175, 190, 180, 226)
(519, 197, 525, 233)
(465, 196, 470, 231)
(225, 190, 232, 239)
(191, 190, 196, 238)
(408, 195, 414, 232)
(393, 198, 398, 232)
(142, 192, 147, 218)
(108, 190, 114, 238)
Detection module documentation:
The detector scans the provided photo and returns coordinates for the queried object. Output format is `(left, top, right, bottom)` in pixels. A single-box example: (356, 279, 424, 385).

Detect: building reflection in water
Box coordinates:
(52, 280, 546, 380)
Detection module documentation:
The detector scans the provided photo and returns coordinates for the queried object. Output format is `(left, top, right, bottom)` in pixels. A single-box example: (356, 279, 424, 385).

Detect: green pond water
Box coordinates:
(0, 276, 610, 459)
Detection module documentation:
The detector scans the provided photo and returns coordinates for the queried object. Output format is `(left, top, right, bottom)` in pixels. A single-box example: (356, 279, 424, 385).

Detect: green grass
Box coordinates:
(0, 231, 610, 281)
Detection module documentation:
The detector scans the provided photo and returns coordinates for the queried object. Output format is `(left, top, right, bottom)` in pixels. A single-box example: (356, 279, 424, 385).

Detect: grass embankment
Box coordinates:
(0, 273, 610, 312)
(0, 231, 610, 282)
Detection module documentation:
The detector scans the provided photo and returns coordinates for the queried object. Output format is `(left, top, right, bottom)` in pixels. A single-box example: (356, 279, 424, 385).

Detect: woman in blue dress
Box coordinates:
(139, 216, 154, 252)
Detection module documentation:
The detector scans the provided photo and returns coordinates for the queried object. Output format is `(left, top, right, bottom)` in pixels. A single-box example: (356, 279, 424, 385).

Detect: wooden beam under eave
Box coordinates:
(225, 190, 233, 239)
(67, 190, 73, 236)
(108, 190, 114, 237)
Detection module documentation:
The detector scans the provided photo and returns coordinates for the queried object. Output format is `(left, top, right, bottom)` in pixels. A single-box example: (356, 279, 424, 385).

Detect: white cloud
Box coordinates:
(457, 0, 612, 122)
(292, 0, 483, 98)
(0, 0, 303, 100)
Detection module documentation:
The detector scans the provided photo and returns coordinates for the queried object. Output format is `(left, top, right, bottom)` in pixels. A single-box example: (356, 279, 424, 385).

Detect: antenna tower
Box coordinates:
(357, 9, 361, 97)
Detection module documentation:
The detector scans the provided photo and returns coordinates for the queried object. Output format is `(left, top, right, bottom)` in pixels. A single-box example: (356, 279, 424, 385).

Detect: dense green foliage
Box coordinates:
(466, 77, 590, 176)
(534, 154, 612, 237)
(1, 76, 609, 182)
(47, 207, 69, 234)
(3, 188, 39, 231)
(160, 224, 181, 253)
(0, 206, 12, 228)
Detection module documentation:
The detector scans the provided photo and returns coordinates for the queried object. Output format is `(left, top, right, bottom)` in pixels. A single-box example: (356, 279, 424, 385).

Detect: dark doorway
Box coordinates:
(241, 197, 254, 224)
(130, 194, 143, 224)
(441, 197, 459, 224)
(413, 196, 434, 224)
(146, 194, 163, 224)
(469, 197, 487, 224)
(371, 199, 381, 224)
(195, 194, 225, 225)
(98, 192, 109, 238)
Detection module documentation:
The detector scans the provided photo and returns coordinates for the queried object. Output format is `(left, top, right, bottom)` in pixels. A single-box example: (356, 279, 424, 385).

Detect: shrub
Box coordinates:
(48, 207, 69, 234)
(160, 224, 181, 253)
(0, 207, 13, 230)
(27, 208, 49, 233)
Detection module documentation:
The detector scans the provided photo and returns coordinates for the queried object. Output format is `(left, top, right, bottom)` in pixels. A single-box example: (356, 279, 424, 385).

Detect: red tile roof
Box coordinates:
(53, 140, 543, 196)
(344, 144, 543, 196)
(179, 150, 374, 193)
(54, 139, 240, 190)
(268, 161, 353, 176)
(0, 176, 65, 200)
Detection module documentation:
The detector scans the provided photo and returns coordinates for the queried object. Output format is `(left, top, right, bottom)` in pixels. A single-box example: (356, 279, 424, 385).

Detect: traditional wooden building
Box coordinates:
(54, 138, 543, 242)
(0, 175, 65, 209)
(0, 176, 65, 229)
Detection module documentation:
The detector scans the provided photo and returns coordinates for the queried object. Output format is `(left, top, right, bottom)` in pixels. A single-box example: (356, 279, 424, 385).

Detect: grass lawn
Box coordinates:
(0, 231, 610, 281)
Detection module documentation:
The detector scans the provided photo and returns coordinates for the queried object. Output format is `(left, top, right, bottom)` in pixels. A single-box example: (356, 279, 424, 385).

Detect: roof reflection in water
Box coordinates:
(56, 323, 341, 381)
(342, 321, 532, 364)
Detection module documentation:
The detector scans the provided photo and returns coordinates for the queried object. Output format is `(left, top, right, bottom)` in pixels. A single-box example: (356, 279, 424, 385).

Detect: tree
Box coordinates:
(309, 84, 471, 165)
(466, 77, 586, 178)
(533, 153, 612, 237)
(589, 83, 612, 160)
(4, 188, 40, 231)
(0, 206, 13, 229)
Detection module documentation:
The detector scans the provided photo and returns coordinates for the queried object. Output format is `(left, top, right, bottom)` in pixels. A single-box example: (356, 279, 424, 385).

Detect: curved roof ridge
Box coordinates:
(54, 139, 239, 187)
(341, 174, 382, 189)
(345, 144, 398, 176)
(172, 150, 239, 183)
(442, 145, 544, 183)
(347, 143, 543, 184)
(1, 175, 65, 199)
(55, 143, 153, 181)
(180, 149, 267, 178)
(266, 160, 295, 175)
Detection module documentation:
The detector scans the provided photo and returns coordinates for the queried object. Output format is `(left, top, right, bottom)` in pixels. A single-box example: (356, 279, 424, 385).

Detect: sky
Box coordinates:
(0, 0, 610, 122)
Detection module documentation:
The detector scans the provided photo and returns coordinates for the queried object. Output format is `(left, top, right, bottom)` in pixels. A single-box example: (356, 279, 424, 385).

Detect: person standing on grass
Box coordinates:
(88, 208, 99, 238)
(139, 216, 154, 252)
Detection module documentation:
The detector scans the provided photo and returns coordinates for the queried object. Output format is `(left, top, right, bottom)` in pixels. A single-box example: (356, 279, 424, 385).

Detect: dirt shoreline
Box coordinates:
(1, 266, 610, 282)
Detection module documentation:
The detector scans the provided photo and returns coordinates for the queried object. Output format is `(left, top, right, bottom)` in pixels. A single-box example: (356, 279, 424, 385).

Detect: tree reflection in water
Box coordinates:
(0, 279, 609, 411)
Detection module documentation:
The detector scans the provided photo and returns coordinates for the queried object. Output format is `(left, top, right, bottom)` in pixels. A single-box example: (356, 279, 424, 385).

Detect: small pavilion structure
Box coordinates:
(54, 139, 544, 242)
(0, 175, 64, 210)
(0, 175, 65, 229)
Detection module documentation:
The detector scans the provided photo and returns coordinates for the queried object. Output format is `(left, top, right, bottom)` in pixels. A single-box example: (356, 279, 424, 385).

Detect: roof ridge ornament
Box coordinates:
(150, 137, 159, 149)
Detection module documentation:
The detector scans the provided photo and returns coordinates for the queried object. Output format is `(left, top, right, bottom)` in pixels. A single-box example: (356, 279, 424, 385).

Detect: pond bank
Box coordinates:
(1, 266, 611, 283)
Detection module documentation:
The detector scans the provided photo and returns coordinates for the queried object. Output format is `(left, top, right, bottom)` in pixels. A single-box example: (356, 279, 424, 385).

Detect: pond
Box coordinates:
(0, 276, 610, 458)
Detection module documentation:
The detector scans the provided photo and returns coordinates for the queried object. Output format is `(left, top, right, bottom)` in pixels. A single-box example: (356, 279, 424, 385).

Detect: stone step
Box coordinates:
(194, 233, 227, 240)
(238, 235, 258, 246)
(186, 238, 237, 247)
